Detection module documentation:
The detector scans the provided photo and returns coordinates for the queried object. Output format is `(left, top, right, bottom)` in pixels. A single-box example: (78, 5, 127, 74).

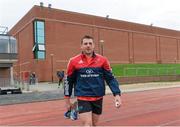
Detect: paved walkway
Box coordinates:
(0, 81, 180, 105)
(26, 81, 180, 93)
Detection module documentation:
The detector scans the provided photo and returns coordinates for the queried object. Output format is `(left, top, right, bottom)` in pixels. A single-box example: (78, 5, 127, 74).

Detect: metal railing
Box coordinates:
(0, 77, 38, 91)
(0, 78, 11, 87)
(122, 67, 178, 77)
(0, 77, 21, 88)
(0, 26, 8, 34)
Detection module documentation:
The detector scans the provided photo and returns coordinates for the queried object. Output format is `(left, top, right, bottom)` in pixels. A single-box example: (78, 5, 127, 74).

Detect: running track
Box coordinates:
(0, 87, 180, 126)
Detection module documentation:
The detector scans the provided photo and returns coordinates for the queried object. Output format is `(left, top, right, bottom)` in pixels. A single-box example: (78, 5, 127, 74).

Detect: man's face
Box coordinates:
(81, 38, 95, 55)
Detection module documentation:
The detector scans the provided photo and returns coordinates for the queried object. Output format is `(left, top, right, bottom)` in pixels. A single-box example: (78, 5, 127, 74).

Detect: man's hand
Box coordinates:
(114, 95, 122, 108)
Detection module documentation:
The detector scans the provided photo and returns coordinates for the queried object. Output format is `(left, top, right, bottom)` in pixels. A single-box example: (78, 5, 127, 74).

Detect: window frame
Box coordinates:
(33, 20, 46, 60)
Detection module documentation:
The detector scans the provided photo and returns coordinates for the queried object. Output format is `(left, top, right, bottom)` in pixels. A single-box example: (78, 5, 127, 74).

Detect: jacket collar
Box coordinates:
(81, 51, 96, 58)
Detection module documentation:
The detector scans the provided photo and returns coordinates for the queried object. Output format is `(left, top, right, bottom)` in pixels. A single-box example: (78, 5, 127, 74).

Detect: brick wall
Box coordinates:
(10, 6, 180, 82)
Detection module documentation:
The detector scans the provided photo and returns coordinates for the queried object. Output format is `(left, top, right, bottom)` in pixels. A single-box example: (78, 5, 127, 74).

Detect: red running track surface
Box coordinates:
(0, 87, 180, 126)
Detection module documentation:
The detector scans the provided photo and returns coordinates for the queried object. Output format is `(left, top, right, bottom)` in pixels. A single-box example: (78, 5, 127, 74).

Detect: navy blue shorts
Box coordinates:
(77, 98, 103, 115)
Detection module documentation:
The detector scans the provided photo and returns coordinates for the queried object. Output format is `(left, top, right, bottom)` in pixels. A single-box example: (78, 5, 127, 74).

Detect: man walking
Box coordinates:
(57, 70, 64, 88)
(64, 35, 122, 126)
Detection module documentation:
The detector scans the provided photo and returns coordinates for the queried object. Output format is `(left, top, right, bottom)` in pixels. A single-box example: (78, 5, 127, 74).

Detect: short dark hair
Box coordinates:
(81, 35, 94, 44)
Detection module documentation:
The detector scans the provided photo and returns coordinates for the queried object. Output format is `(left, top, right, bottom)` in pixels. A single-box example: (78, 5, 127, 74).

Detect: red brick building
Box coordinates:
(10, 5, 180, 82)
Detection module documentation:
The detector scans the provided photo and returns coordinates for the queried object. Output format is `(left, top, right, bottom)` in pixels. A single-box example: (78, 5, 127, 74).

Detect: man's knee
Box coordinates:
(92, 119, 98, 126)
(92, 113, 101, 126)
(82, 118, 92, 126)
(79, 112, 92, 126)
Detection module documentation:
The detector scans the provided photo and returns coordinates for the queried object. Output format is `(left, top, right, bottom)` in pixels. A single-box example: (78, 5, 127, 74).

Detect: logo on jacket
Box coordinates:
(80, 69, 99, 78)
(78, 60, 83, 64)
(86, 69, 94, 74)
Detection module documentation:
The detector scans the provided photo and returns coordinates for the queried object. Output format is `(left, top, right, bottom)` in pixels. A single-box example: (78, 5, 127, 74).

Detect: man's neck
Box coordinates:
(82, 52, 93, 57)
(85, 54, 92, 58)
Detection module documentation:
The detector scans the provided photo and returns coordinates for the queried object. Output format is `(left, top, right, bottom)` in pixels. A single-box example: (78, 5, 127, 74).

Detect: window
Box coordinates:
(37, 51, 45, 59)
(0, 35, 17, 53)
(0, 39, 8, 53)
(32, 44, 45, 51)
(9, 38, 17, 53)
(33, 20, 45, 59)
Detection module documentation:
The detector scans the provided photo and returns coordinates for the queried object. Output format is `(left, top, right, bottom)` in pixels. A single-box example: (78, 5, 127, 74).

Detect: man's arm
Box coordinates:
(103, 58, 121, 96)
(103, 58, 122, 108)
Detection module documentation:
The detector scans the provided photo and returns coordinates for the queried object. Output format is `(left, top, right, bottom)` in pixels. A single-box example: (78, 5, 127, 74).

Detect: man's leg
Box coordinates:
(92, 98, 103, 126)
(29, 79, 32, 85)
(58, 79, 60, 88)
(79, 112, 92, 126)
(92, 113, 101, 126)
(78, 99, 103, 126)
(78, 100, 93, 126)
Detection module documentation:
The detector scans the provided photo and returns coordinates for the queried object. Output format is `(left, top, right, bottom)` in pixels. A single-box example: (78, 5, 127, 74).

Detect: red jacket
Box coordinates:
(64, 52, 121, 97)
